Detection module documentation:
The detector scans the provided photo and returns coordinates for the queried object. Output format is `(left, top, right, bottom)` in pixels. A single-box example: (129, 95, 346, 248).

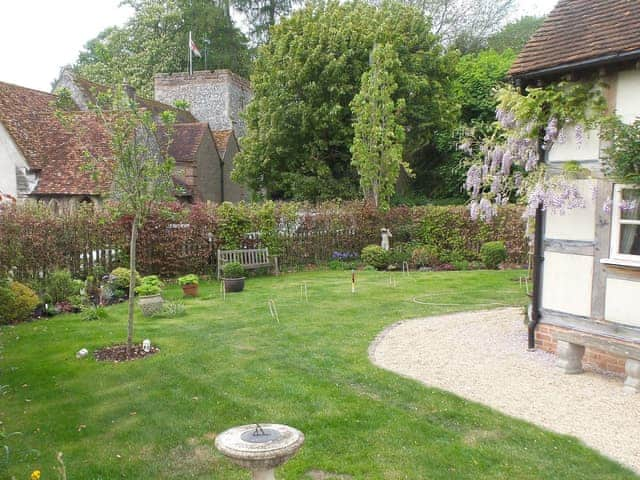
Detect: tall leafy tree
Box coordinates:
(233, 0, 299, 44)
(399, 0, 516, 51)
(233, 0, 457, 201)
(487, 15, 545, 53)
(75, 0, 251, 98)
(416, 48, 515, 199)
(350, 44, 407, 209)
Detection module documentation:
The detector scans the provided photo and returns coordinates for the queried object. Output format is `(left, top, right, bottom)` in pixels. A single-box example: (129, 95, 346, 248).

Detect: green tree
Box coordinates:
(455, 49, 516, 124)
(64, 87, 176, 355)
(400, 0, 516, 51)
(75, 0, 251, 98)
(233, 0, 300, 44)
(233, 0, 457, 201)
(350, 44, 408, 209)
(487, 15, 545, 53)
(413, 49, 515, 199)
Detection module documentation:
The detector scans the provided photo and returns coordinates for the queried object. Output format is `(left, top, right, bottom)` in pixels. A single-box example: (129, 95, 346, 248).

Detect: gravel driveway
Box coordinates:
(370, 307, 640, 474)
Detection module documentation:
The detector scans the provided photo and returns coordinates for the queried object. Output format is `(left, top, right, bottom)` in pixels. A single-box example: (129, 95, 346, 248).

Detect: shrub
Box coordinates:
(177, 274, 199, 286)
(46, 269, 80, 304)
(135, 275, 163, 296)
(222, 262, 245, 278)
(0, 282, 39, 324)
(0, 280, 15, 324)
(480, 241, 507, 269)
(140, 275, 163, 287)
(361, 245, 389, 270)
(411, 246, 441, 268)
(387, 243, 413, 266)
(81, 304, 108, 321)
(135, 283, 162, 296)
(110, 267, 141, 291)
(158, 301, 186, 318)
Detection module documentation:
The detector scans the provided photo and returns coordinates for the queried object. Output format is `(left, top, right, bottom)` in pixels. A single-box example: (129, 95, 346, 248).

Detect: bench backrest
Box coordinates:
(218, 248, 270, 266)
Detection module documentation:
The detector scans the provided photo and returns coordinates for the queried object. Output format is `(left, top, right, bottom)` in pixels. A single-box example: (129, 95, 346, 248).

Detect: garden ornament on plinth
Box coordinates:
(381, 228, 392, 251)
(142, 339, 151, 352)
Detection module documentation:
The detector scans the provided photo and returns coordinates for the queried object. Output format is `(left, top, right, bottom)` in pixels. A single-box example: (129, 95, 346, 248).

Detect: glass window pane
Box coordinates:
(621, 189, 640, 221)
(619, 224, 640, 255)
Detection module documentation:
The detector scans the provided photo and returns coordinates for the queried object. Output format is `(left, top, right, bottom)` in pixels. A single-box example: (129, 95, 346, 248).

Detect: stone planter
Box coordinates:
(223, 277, 245, 293)
(182, 283, 199, 297)
(138, 294, 164, 316)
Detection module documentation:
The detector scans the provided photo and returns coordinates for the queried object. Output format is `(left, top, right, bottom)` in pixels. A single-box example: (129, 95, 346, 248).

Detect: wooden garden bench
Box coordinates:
(554, 330, 640, 393)
(217, 248, 278, 279)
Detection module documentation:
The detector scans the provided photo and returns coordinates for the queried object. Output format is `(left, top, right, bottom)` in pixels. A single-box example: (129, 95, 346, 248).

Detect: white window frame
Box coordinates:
(609, 184, 640, 263)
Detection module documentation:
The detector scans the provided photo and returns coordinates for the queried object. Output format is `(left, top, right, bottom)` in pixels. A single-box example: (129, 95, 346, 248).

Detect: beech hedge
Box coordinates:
(0, 201, 528, 282)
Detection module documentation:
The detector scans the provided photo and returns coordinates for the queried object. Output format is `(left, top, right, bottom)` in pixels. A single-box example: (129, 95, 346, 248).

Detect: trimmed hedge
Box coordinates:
(0, 201, 527, 283)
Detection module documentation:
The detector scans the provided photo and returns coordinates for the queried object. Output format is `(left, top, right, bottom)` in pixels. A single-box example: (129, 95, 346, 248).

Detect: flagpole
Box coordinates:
(189, 31, 193, 75)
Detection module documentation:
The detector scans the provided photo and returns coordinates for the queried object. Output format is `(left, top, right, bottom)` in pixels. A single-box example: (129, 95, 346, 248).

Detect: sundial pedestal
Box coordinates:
(215, 423, 304, 480)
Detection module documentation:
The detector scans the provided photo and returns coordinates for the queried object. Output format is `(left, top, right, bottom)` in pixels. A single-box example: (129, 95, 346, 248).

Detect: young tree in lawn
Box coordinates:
(350, 44, 408, 209)
(91, 87, 176, 355)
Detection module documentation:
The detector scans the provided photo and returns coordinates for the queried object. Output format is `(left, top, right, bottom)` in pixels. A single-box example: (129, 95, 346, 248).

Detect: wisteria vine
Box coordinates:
(460, 81, 608, 221)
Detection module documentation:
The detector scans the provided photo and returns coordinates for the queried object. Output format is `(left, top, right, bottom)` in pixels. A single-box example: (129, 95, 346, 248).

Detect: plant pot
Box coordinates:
(138, 294, 164, 316)
(223, 277, 245, 293)
(182, 283, 199, 297)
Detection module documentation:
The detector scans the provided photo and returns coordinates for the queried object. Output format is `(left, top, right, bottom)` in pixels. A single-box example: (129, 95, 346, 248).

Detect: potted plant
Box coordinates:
(222, 262, 246, 293)
(178, 274, 199, 297)
(136, 275, 164, 316)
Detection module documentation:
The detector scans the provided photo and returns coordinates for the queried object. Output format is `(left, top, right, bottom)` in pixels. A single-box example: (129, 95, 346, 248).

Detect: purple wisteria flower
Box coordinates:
(603, 198, 613, 214)
(465, 165, 482, 199)
(575, 124, 584, 145)
(620, 199, 638, 212)
(543, 117, 559, 149)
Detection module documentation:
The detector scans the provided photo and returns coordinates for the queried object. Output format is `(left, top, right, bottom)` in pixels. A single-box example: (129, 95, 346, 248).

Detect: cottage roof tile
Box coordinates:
(509, 0, 640, 77)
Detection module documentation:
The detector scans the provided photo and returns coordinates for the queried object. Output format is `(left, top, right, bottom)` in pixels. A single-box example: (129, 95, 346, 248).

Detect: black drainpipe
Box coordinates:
(528, 202, 544, 349)
(528, 137, 546, 350)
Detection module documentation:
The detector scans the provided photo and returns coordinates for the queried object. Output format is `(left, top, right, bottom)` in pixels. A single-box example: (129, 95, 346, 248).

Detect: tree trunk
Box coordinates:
(127, 215, 139, 357)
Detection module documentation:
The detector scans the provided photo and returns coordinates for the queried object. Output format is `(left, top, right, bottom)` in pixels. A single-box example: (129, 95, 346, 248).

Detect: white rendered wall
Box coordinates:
(616, 70, 640, 124)
(545, 179, 597, 241)
(605, 278, 640, 327)
(0, 122, 27, 197)
(542, 251, 593, 317)
(547, 124, 600, 163)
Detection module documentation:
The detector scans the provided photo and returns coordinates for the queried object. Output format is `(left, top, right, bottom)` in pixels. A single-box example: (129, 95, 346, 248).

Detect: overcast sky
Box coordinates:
(0, 0, 558, 93)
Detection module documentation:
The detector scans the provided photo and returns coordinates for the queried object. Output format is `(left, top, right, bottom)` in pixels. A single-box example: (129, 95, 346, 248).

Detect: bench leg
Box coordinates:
(556, 340, 585, 374)
(624, 359, 640, 393)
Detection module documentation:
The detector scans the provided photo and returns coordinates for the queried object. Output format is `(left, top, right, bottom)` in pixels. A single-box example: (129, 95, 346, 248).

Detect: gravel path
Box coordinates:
(370, 307, 640, 474)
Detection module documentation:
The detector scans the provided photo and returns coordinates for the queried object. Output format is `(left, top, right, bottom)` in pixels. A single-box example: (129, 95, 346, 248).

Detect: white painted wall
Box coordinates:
(616, 69, 640, 124)
(0, 122, 27, 197)
(547, 125, 600, 163)
(605, 278, 640, 327)
(545, 179, 597, 241)
(542, 251, 593, 317)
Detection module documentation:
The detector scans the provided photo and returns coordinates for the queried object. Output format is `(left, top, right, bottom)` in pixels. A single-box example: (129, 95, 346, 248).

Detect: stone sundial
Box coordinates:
(215, 423, 304, 480)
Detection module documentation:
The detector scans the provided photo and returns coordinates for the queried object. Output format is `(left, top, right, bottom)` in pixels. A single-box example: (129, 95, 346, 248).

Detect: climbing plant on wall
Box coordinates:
(459, 80, 608, 221)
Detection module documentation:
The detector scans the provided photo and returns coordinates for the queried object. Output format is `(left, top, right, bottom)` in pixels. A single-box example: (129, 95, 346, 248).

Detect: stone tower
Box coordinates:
(154, 70, 252, 137)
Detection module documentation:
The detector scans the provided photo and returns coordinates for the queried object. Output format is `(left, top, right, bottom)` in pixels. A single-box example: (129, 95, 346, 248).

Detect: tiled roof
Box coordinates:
(72, 76, 197, 123)
(164, 123, 209, 163)
(0, 81, 113, 195)
(509, 0, 640, 77)
(212, 129, 234, 157)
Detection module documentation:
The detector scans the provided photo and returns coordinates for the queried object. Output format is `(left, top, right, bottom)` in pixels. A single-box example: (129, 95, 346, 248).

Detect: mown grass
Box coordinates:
(1, 269, 636, 479)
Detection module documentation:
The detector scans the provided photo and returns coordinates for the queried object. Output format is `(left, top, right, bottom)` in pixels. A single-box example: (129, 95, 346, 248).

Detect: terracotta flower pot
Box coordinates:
(223, 277, 245, 293)
(182, 283, 199, 297)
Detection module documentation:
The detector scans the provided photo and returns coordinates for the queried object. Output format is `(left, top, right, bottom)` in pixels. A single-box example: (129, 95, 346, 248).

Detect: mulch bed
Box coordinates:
(94, 344, 160, 362)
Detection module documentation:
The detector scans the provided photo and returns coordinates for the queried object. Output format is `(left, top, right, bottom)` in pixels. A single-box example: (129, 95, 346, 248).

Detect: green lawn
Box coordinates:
(1, 270, 636, 479)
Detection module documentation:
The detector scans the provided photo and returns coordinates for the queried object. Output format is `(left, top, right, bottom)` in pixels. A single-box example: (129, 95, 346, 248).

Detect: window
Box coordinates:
(610, 185, 640, 262)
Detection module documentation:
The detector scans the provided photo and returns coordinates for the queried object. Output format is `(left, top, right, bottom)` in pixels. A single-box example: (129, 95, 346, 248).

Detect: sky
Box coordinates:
(0, 0, 558, 93)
